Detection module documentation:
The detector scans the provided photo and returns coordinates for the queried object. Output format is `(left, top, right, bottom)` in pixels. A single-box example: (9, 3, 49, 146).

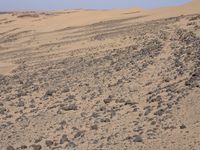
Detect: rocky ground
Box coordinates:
(0, 10, 200, 150)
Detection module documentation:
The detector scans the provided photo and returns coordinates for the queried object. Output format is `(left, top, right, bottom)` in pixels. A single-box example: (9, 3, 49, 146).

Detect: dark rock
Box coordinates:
(125, 100, 137, 106)
(185, 80, 192, 86)
(91, 112, 99, 118)
(44, 89, 55, 97)
(167, 103, 173, 109)
(127, 135, 143, 142)
(60, 120, 67, 127)
(157, 102, 162, 109)
(133, 108, 138, 112)
(66, 141, 76, 148)
(17, 100, 25, 107)
(60, 134, 69, 144)
(16, 91, 27, 98)
(133, 135, 143, 142)
(34, 136, 43, 143)
(187, 22, 196, 26)
(99, 106, 106, 111)
(103, 98, 112, 104)
(180, 124, 187, 129)
(151, 121, 156, 125)
(189, 15, 200, 21)
(91, 124, 98, 130)
(29, 104, 35, 108)
(20, 145, 27, 149)
(32, 145, 42, 150)
(0, 106, 6, 114)
(62, 86, 70, 93)
(164, 77, 171, 82)
(180, 31, 196, 44)
(101, 118, 110, 123)
(64, 95, 76, 101)
(103, 96, 112, 104)
(60, 104, 77, 111)
(144, 107, 152, 116)
(15, 115, 30, 128)
(7, 145, 15, 150)
(108, 108, 116, 118)
(74, 131, 85, 139)
(45, 140, 54, 147)
(154, 109, 165, 116)
(147, 95, 162, 103)
(185, 71, 200, 88)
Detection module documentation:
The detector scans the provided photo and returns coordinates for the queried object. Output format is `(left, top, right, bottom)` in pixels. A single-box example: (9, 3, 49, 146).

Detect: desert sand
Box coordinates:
(0, 0, 200, 150)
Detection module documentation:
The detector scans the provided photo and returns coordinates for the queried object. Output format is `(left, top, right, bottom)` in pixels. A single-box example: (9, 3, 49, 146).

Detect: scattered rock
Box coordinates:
(151, 121, 156, 125)
(91, 124, 98, 130)
(154, 109, 165, 116)
(60, 134, 69, 144)
(132, 135, 143, 142)
(74, 130, 85, 139)
(101, 118, 110, 123)
(44, 89, 56, 97)
(62, 86, 70, 93)
(60, 104, 77, 111)
(127, 135, 143, 142)
(17, 100, 25, 107)
(144, 107, 152, 116)
(15, 115, 30, 128)
(45, 140, 54, 147)
(103, 98, 112, 104)
(64, 95, 76, 101)
(20, 145, 27, 149)
(125, 100, 137, 106)
(180, 124, 187, 129)
(65, 141, 76, 148)
(0, 106, 6, 115)
(34, 136, 43, 143)
(103, 96, 112, 104)
(7, 145, 15, 150)
(1, 12, 200, 150)
(60, 120, 67, 128)
(32, 145, 42, 150)
(0, 102, 3, 106)
(189, 15, 200, 21)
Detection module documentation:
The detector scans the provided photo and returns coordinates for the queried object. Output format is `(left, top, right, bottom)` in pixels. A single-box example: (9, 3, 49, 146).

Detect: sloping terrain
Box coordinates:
(0, 1, 200, 150)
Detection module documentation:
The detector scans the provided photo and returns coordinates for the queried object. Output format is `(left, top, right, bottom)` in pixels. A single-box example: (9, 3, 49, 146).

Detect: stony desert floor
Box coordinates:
(0, 0, 200, 150)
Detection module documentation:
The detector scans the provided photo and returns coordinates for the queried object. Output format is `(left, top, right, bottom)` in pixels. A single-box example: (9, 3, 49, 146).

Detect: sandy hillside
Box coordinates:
(0, 0, 200, 150)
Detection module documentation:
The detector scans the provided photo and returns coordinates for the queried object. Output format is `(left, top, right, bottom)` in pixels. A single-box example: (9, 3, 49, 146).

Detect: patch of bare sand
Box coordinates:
(0, 62, 16, 75)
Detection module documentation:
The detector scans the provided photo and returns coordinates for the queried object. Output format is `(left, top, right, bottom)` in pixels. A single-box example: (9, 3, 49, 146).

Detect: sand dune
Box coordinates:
(0, 0, 199, 33)
(142, 0, 200, 19)
(0, 0, 200, 150)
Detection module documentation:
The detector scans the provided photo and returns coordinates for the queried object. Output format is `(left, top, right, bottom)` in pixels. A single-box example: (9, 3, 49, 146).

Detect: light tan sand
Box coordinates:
(0, 62, 16, 75)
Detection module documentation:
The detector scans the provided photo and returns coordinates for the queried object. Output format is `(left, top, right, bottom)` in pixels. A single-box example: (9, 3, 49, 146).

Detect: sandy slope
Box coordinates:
(0, 0, 200, 150)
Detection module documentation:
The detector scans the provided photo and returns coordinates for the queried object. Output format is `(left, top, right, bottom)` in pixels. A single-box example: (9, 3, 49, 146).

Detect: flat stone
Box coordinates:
(60, 134, 69, 144)
(127, 135, 143, 142)
(60, 104, 77, 111)
(180, 124, 187, 129)
(45, 140, 54, 147)
(32, 145, 42, 150)
(7, 146, 15, 150)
